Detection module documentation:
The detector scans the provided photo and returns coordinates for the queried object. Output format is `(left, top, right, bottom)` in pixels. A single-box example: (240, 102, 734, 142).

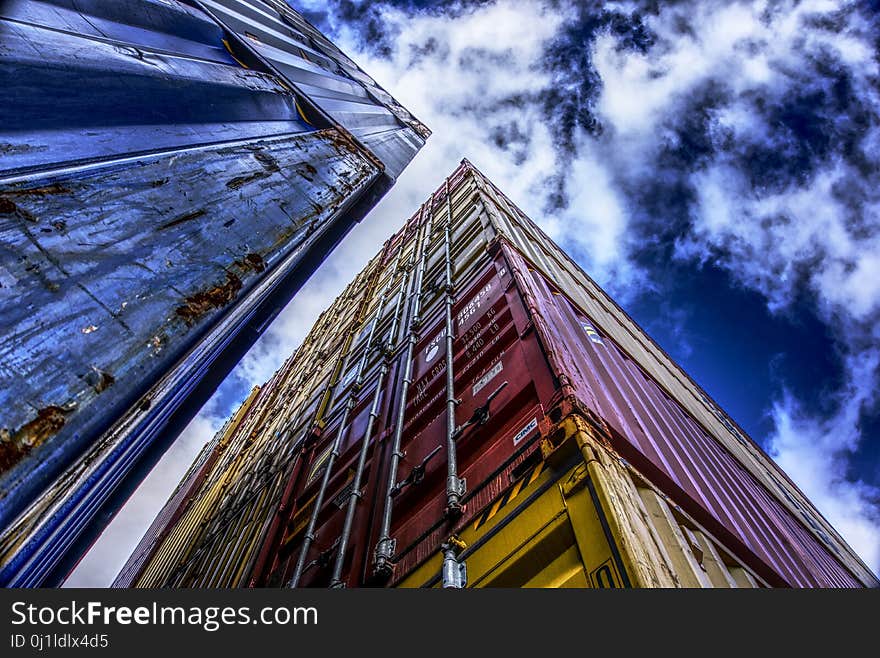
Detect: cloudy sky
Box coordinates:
(67, 0, 879, 585)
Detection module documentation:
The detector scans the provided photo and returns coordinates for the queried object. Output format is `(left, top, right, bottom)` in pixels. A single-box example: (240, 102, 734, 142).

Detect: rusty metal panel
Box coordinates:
(0, 129, 380, 587)
(0, 0, 427, 587)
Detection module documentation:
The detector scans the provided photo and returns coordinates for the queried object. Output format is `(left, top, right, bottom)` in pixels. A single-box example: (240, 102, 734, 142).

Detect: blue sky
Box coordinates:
(68, 0, 880, 585)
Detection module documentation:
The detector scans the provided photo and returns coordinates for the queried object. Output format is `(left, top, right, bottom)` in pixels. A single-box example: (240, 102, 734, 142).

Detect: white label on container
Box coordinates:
(472, 360, 503, 397)
(424, 329, 445, 362)
(512, 418, 539, 446)
(457, 282, 493, 327)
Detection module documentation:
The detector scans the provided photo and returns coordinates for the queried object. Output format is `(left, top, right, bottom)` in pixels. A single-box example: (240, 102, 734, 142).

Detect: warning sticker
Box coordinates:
(580, 319, 604, 345)
(472, 360, 503, 397)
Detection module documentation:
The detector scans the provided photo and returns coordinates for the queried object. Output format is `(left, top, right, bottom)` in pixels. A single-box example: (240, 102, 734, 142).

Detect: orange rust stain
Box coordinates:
(5, 183, 70, 196)
(88, 367, 116, 394)
(0, 406, 70, 472)
(235, 253, 266, 273)
(175, 271, 243, 325)
(0, 440, 28, 473)
(0, 196, 37, 221)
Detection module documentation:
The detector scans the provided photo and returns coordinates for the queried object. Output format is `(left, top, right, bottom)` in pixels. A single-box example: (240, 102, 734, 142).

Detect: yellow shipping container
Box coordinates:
(397, 414, 765, 589)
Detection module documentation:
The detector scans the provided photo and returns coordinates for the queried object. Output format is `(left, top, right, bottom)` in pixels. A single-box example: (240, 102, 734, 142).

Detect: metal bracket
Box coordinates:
(447, 475, 467, 499)
(441, 535, 468, 589)
(302, 545, 335, 575)
(374, 537, 397, 562)
(453, 381, 508, 440)
(391, 446, 441, 497)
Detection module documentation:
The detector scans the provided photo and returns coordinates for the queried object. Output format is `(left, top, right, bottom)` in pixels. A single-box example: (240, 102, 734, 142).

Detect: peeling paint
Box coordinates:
(294, 162, 318, 181)
(235, 253, 266, 273)
(86, 367, 115, 394)
(0, 405, 73, 471)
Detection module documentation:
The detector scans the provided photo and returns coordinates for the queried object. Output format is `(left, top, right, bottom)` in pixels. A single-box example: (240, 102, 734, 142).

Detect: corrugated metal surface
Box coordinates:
(195, 0, 429, 177)
(129, 255, 387, 586)
(502, 243, 868, 587)
(470, 170, 862, 575)
(112, 385, 261, 588)
(1, 0, 314, 175)
(119, 160, 876, 588)
(467, 165, 874, 587)
(399, 415, 765, 589)
(0, 0, 427, 586)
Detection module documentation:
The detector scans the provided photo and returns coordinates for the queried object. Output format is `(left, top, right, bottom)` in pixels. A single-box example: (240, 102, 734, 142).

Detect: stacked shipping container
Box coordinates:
(116, 160, 878, 588)
(0, 0, 427, 586)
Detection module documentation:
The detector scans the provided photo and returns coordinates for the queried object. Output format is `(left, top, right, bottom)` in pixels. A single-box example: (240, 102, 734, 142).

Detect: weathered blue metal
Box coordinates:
(0, 0, 427, 586)
(196, 0, 430, 177)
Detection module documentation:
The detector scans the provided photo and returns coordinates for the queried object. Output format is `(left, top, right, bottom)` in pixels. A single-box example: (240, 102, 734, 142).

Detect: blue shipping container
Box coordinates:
(0, 0, 428, 586)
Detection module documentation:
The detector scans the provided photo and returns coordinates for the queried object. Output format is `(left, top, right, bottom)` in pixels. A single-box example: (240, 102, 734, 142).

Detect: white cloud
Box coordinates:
(64, 412, 225, 587)
(557, 142, 632, 280)
(767, 350, 880, 573)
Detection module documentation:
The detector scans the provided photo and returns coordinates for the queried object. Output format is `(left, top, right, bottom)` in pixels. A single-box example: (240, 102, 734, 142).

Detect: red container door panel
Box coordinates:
(388, 252, 557, 573)
(503, 244, 861, 588)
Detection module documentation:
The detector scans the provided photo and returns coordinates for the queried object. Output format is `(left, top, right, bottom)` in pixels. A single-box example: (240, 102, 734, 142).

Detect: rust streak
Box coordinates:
(4, 183, 70, 196)
(0, 197, 37, 222)
(226, 171, 270, 190)
(87, 367, 116, 394)
(294, 162, 318, 182)
(235, 253, 266, 273)
(0, 406, 70, 472)
(175, 272, 243, 325)
(253, 150, 281, 173)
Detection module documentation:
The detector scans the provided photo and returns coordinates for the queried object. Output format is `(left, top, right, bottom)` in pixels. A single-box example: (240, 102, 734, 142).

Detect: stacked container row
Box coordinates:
(117, 160, 877, 588)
